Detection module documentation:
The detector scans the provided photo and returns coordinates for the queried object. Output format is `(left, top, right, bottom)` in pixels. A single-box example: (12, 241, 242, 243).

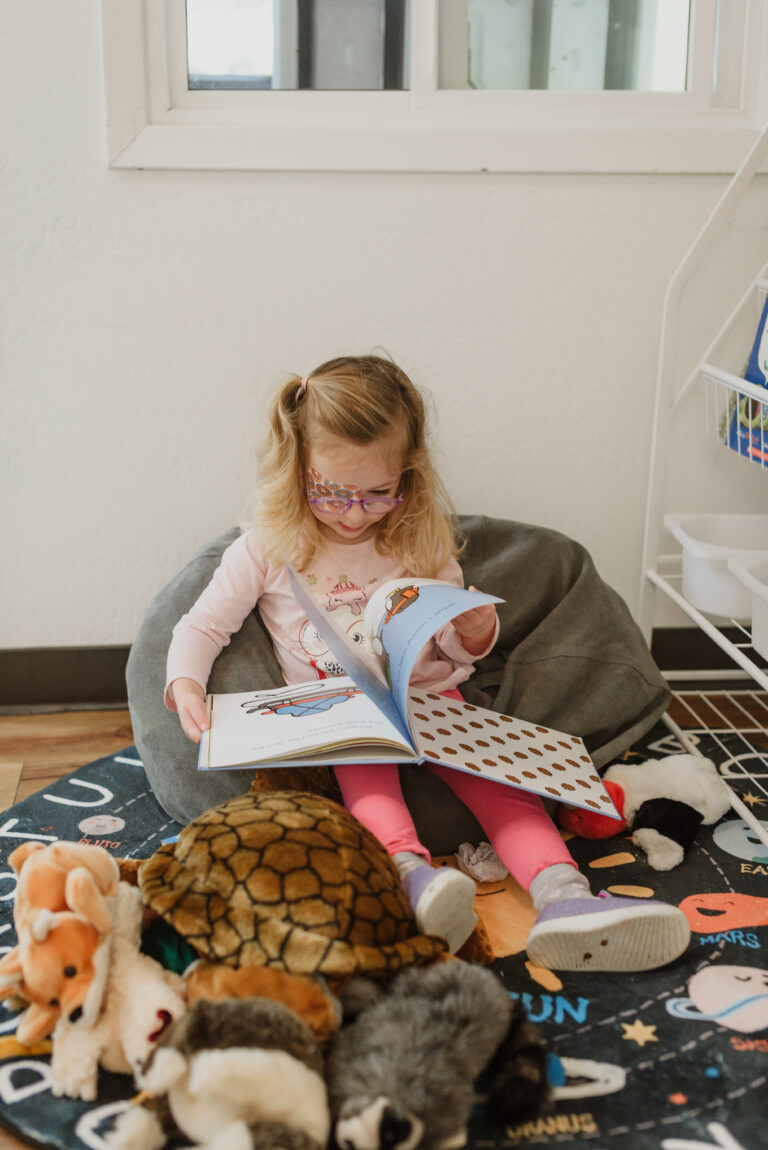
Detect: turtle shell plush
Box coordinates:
(138, 790, 446, 980)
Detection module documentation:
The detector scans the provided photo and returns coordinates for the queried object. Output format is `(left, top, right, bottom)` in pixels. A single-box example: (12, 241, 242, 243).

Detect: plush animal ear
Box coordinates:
(15, 1002, 59, 1046)
(632, 797, 704, 852)
(484, 1000, 553, 1127)
(49, 842, 119, 894)
(8, 841, 46, 874)
(0, 948, 24, 996)
(630, 797, 703, 870)
(64, 868, 114, 934)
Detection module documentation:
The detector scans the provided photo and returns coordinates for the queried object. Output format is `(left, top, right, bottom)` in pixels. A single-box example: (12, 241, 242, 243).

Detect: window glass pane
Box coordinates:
(186, 0, 409, 91)
(438, 0, 690, 91)
(187, 0, 274, 89)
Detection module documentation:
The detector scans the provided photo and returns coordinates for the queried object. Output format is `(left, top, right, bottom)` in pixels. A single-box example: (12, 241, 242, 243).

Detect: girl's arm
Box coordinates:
(166, 532, 269, 743)
(170, 677, 210, 745)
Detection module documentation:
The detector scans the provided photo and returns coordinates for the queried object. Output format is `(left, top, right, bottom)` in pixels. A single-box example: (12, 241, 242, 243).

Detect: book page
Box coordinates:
(285, 562, 411, 743)
(406, 689, 620, 819)
(364, 579, 502, 720)
(199, 677, 415, 770)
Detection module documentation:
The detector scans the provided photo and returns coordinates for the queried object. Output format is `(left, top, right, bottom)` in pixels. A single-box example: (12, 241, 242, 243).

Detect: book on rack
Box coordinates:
(198, 564, 620, 819)
(727, 293, 768, 466)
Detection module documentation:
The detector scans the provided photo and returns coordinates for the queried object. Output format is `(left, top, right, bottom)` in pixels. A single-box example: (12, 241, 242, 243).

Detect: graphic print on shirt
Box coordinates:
(297, 577, 370, 678)
(325, 578, 366, 616)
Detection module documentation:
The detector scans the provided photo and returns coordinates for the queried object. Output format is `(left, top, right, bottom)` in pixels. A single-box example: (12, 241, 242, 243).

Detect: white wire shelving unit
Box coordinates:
(640, 119, 768, 850)
(660, 684, 768, 852)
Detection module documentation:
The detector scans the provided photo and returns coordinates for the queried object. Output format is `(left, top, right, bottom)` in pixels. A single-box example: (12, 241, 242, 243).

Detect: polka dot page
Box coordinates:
(406, 690, 620, 818)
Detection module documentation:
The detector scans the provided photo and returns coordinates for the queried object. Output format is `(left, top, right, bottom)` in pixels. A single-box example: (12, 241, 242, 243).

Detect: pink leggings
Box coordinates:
(333, 689, 575, 891)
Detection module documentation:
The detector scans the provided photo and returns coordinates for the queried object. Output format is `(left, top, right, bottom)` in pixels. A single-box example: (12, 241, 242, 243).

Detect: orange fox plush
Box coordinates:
(0, 841, 120, 1043)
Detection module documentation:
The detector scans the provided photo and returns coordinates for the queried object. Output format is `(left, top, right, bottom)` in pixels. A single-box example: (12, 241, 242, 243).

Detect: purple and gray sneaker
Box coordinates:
(401, 863, 478, 954)
(526, 891, 690, 972)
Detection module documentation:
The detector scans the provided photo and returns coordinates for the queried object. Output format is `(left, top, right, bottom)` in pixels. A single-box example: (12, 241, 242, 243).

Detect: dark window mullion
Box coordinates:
(529, 0, 553, 90)
(383, 0, 406, 90)
(604, 0, 640, 90)
(297, 0, 314, 89)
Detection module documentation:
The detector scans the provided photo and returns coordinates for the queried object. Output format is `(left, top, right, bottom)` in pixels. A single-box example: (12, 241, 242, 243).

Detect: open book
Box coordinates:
(198, 565, 620, 819)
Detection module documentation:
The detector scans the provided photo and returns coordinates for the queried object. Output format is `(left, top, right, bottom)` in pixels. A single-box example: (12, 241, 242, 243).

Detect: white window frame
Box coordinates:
(101, 0, 768, 173)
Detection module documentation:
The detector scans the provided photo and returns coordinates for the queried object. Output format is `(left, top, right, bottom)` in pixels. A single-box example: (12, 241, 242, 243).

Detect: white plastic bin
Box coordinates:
(664, 513, 768, 620)
(727, 557, 768, 658)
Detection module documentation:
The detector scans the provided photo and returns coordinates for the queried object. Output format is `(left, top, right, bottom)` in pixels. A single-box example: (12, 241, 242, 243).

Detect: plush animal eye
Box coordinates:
(49, 998, 59, 1007)
(63, 966, 76, 978)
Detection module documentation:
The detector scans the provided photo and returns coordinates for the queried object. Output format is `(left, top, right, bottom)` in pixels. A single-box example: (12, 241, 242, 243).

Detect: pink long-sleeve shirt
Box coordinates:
(165, 530, 498, 709)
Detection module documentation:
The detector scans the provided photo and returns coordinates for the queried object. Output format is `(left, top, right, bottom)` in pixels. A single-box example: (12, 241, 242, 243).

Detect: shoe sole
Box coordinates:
(526, 904, 691, 972)
(414, 868, 478, 954)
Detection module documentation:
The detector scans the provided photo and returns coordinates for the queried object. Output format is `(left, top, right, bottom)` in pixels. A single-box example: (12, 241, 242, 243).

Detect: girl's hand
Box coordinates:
(171, 677, 210, 745)
(453, 587, 498, 656)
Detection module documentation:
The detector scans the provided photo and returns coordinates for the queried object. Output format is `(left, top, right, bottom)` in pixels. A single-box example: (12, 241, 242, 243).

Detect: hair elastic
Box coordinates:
(300, 376, 310, 390)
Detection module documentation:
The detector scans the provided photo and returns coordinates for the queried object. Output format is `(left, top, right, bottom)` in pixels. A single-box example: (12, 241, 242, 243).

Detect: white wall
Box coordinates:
(2, 1, 765, 650)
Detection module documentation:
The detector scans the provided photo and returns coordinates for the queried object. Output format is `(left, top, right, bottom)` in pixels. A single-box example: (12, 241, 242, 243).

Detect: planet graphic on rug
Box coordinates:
(678, 891, 768, 932)
(712, 817, 768, 864)
(665, 964, 768, 1033)
(78, 814, 125, 835)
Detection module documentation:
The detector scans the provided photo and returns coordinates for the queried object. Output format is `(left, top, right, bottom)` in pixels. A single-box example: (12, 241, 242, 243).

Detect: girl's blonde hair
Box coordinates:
(254, 354, 462, 575)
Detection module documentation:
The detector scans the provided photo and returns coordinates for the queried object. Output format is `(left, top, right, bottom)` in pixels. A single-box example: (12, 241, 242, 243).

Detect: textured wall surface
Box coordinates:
(2, 2, 765, 650)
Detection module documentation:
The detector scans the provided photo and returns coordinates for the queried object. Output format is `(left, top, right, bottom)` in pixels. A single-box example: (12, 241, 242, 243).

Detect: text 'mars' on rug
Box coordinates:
(0, 696, 767, 1150)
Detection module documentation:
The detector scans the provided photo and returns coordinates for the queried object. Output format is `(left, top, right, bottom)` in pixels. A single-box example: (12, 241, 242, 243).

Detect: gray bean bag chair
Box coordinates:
(126, 515, 670, 854)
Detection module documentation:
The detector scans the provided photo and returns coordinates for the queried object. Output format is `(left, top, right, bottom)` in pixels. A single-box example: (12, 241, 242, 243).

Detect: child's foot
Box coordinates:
(526, 891, 690, 972)
(398, 860, 478, 953)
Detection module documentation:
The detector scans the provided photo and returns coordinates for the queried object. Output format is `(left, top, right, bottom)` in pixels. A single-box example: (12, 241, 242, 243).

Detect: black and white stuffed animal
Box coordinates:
(559, 754, 732, 870)
(106, 997, 329, 1150)
(326, 961, 551, 1150)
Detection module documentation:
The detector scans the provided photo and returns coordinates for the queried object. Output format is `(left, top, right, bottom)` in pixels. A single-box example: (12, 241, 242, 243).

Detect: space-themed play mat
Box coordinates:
(0, 691, 767, 1150)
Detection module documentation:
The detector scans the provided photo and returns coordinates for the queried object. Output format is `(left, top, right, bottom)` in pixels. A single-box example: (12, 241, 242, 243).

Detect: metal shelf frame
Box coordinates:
(640, 119, 768, 852)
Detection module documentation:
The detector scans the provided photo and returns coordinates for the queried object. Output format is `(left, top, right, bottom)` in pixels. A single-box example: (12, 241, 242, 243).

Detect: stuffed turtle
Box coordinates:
(138, 790, 447, 982)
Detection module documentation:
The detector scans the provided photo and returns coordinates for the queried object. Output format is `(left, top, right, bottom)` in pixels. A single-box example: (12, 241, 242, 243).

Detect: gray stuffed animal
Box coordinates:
(326, 961, 551, 1150)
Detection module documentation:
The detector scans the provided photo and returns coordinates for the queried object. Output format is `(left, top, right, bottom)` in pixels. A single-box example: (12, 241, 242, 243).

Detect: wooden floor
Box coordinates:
(0, 709, 133, 1150)
(0, 709, 134, 812)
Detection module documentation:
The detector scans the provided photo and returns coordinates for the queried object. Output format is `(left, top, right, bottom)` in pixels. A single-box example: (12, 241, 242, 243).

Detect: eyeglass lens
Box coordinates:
(313, 496, 400, 513)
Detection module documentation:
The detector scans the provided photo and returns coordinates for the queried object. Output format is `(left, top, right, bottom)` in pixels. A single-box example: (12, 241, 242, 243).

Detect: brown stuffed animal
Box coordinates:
(184, 962, 340, 1043)
(137, 789, 448, 984)
(0, 841, 120, 1043)
(49, 882, 186, 1102)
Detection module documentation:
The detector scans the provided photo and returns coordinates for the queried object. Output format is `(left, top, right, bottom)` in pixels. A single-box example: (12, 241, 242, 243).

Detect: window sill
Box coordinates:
(108, 113, 764, 174)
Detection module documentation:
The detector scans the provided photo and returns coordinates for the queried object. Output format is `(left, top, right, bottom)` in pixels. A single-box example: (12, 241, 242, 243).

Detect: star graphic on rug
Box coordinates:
(621, 1019, 658, 1046)
(740, 791, 766, 807)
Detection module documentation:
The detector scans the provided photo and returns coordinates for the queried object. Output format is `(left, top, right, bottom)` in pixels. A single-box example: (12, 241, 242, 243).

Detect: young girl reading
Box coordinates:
(166, 354, 690, 970)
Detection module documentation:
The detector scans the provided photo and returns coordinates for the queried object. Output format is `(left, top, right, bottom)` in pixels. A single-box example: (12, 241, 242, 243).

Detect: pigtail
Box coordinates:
(250, 376, 323, 570)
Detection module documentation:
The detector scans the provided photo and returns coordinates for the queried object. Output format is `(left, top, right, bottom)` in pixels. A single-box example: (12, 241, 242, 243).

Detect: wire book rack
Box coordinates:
(702, 364, 768, 472)
(661, 687, 768, 848)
